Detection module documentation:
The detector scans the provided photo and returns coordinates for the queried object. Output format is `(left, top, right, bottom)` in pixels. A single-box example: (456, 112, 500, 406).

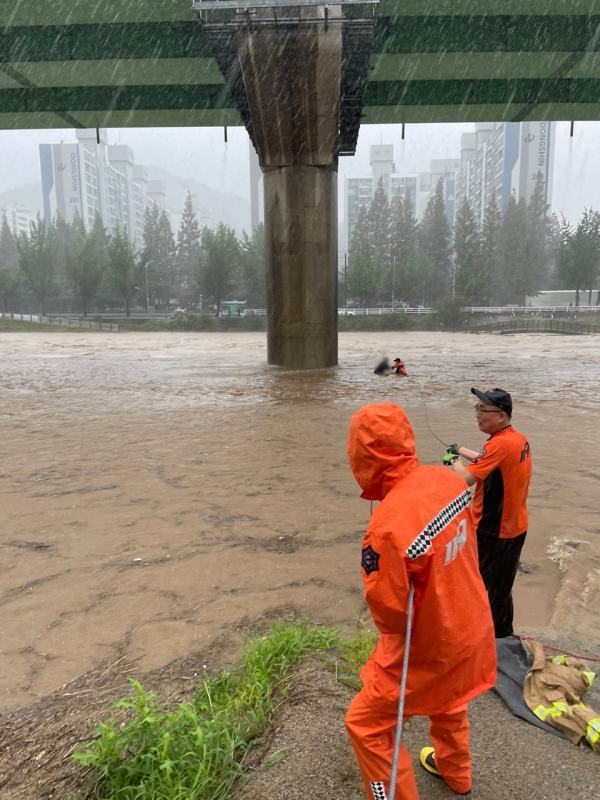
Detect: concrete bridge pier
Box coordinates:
(201, 4, 374, 368)
(237, 11, 342, 369)
(264, 164, 337, 369)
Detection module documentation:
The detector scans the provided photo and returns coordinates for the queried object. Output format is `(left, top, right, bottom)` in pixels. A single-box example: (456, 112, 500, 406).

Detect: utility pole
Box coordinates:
(143, 260, 154, 314)
(392, 256, 396, 309)
(451, 254, 456, 299)
(344, 252, 347, 309)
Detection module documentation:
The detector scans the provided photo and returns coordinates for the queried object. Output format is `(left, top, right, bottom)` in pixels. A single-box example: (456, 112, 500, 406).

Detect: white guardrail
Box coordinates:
(0, 312, 119, 331)
(244, 307, 433, 316)
(246, 306, 600, 316)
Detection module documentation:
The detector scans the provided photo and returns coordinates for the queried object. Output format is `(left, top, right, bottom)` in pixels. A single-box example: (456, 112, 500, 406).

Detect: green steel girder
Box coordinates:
(3, 17, 600, 63)
(373, 15, 600, 53)
(0, 23, 212, 63)
(1, 78, 599, 115)
(2, 9, 600, 127)
(364, 78, 600, 107)
(0, 84, 234, 113)
(2, 1, 600, 27)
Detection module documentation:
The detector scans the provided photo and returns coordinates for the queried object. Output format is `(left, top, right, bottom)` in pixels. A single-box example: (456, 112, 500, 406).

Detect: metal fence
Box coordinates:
(1, 312, 119, 331)
(460, 319, 598, 336)
(466, 306, 600, 314)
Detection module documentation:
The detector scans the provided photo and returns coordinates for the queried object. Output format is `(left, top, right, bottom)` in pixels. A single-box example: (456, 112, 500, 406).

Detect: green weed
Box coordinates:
(73, 619, 338, 800)
(331, 621, 378, 691)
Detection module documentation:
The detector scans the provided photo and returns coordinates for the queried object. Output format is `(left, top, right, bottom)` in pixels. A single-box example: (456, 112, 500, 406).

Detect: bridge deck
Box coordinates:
(2, 2, 600, 129)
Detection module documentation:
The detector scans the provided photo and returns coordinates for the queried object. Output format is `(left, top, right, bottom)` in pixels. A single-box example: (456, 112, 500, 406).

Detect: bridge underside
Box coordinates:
(2, 2, 600, 130)
(3, 1, 600, 368)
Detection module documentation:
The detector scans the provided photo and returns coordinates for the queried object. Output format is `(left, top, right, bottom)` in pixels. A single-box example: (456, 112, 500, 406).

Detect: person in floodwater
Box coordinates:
(374, 357, 391, 376)
(443, 388, 532, 639)
(392, 358, 408, 376)
(346, 402, 496, 800)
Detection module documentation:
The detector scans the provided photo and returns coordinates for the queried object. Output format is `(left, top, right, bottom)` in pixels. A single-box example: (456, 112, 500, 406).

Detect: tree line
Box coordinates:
(0, 192, 266, 316)
(344, 173, 600, 308)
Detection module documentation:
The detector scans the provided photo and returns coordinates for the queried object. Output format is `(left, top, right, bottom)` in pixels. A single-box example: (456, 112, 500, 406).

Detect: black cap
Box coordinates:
(393, 358, 403, 363)
(471, 387, 512, 416)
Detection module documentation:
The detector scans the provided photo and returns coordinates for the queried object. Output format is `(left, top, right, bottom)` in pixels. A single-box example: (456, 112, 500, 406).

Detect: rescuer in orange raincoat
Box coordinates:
(392, 358, 408, 376)
(346, 402, 496, 800)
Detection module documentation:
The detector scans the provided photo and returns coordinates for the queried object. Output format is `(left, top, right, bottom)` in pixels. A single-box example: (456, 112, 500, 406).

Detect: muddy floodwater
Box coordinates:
(0, 331, 598, 711)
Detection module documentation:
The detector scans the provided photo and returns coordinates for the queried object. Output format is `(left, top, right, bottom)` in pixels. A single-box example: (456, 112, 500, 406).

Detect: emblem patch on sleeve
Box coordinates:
(472, 446, 487, 464)
(361, 545, 380, 575)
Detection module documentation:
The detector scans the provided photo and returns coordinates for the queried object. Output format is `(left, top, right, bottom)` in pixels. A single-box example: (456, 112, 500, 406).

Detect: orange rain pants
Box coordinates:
(346, 691, 471, 800)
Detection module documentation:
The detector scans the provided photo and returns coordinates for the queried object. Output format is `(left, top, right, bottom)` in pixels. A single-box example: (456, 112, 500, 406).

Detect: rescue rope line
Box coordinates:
(414, 379, 449, 448)
(522, 636, 600, 663)
(389, 580, 415, 800)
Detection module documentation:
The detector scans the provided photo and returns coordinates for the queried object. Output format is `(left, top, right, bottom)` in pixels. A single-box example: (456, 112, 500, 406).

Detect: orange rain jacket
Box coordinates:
(348, 402, 496, 717)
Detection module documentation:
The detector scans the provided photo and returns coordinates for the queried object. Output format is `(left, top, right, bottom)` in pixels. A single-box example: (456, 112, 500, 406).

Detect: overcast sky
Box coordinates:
(0, 121, 598, 223)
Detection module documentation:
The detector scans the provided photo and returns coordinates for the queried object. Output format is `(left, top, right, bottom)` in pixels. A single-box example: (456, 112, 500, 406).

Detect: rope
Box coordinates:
(522, 636, 600, 663)
(389, 581, 415, 800)
(413, 379, 448, 448)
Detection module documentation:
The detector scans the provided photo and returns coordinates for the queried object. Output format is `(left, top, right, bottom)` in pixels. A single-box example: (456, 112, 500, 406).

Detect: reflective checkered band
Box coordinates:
(370, 782, 387, 800)
(534, 702, 568, 721)
(406, 489, 471, 561)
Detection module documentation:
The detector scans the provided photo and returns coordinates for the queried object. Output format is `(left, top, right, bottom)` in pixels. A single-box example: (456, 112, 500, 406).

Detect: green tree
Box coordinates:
(0, 213, 21, 313)
(389, 190, 418, 303)
(480, 192, 502, 305)
(239, 223, 265, 308)
(0, 213, 18, 271)
(498, 194, 527, 305)
(347, 245, 384, 307)
(17, 215, 56, 314)
(454, 198, 483, 304)
(522, 172, 549, 300)
(420, 179, 451, 299)
(546, 213, 562, 290)
(349, 203, 370, 266)
(0, 269, 20, 312)
(347, 205, 384, 306)
(405, 248, 433, 306)
(108, 223, 140, 316)
(196, 223, 240, 314)
(557, 209, 600, 306)
(52, 213, 76, 300)
(65, 212, 108, 315)
(142, 205, 176, 309)
(368, 178, 390, 297)
(176, 192, 201, 307)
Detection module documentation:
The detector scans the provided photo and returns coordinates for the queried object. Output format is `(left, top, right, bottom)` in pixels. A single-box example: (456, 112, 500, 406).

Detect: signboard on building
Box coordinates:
(40, 143, 83, 225)
(52, 144, 83, 224)
(514, 122, 554, 211)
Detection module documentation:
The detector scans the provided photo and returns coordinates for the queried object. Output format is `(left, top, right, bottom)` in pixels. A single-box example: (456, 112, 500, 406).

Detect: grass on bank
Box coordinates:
(74, 618, 376, 800)
(0, 318, 78, 332)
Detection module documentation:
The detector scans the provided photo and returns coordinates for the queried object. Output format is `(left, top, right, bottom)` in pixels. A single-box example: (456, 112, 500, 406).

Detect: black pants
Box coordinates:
(477, 531, 527, 638)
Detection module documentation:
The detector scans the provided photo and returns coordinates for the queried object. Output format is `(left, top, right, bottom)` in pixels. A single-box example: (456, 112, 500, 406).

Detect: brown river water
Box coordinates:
(0, 331, 598, 711)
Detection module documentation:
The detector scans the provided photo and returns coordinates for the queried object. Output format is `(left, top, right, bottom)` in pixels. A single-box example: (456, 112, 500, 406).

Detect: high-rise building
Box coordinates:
(344, 145, 458, 249)
(132, 165, 151, 247)
(1, 203, 36, 237)
(455, 122, 555, 225)
(39, 129, 170, 245)
(107, 144, 136, 238)
(147, 180, 168, 212)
